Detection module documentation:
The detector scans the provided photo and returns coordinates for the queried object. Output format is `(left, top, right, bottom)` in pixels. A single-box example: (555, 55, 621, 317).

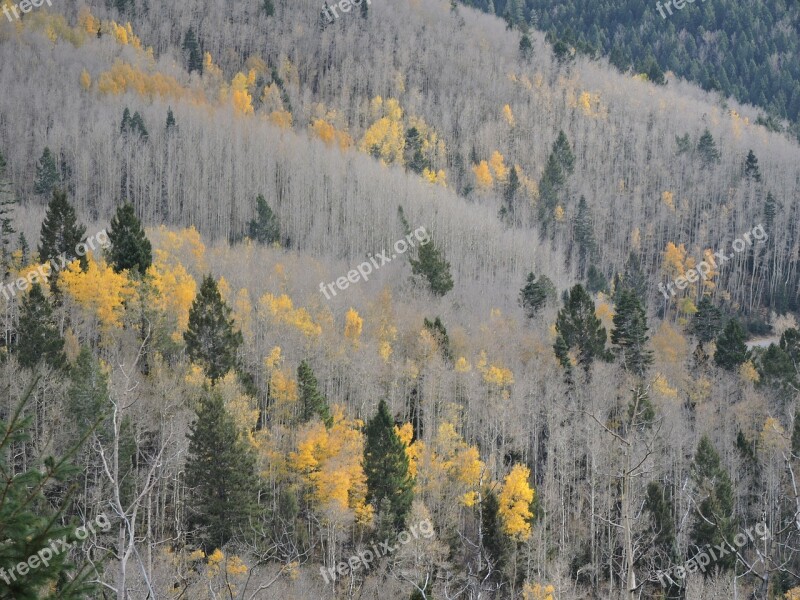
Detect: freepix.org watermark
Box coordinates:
(658, 224, 767, 300)
(655, 522, 770, 587)
(0, 228, 110, 302)
(0, 512, 111, 585)
(2, 0, 54, 22)
(655, 0, 706, 20)
(319, 226, 429, 300)
(321, 0, 370, 24)
(320, 518, 435, 583)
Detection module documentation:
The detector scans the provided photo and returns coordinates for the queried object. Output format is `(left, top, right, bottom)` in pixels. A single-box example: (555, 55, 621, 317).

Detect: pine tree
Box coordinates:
(409, 235, 454, 296)
(361, 0, 368, 18)
(744, 149, 761, 182)
(262, 0, 275, 16)
(519, 272, 553, 319)
(363, 400, 414, 530)
(120, 107, 132, 134)
(573, 195, 595, 276)
(538, 131, 574, 229)
(183, 28, 203, 74)
(690, 436, 736, 571)
(714, 319, 749, 371)
(130, 112, 148, 139)
(38, 189, 87, 292)
(763, 191, 777, 233)
(586, 265, 608, 294)
(15, 283, 65, 371)
(404, 128, 427, 174)
(519, 33, 533, 59)
(297, 360, 332, 426)
(618, 252, 648, 304)
(697, 129, 721, 167)
(481, 489, 510, 577)
(0, 383, 103, 599)
(502, 165, 520, 222)
(108, 203, 152, 274)
(423, 316, 452, 361)
(611, 288, 653, 377)
(247, 195, 280, 245)
(183, 275, 243, 383)
(34, 147, 59, 196)
(166, 107, 176, 130)
(691, 297, 723, 346)
(792, 409, 800, 458)
(555, 284, 611, 374)
(67, 346, 110, 436)
(644, 481, 681, 596)
(185, 389, 258, 552)
(0, 150, 16, 277)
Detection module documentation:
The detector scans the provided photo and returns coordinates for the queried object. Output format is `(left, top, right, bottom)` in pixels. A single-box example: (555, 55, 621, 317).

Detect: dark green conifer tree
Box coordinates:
(67, 346, 110, 436)
(185, 389, 258, 552)
(519, 272, 553, 319)
(120, 107, 132, 133)
(555, 284, 611, 374)
(183, 28, 203, 74)
(586, 265, 608, 294)
(38, 190, 87, 292)
(573, 195, 596, 276)
(423, 316, 452, 361)
(714, 319, 749, 371)
(363, 400, 414, 530)
(691, 297, 723, 347)
(744, 149, 761, 182)
(697, 128, 721, 167)
(247, 195, 280, 245)
(108, 202, 152, 274)
(611, 288, 653, 377)
(0, 382, 104, 600)
(0, 150, 16, 278)
(263, 0, 275, 16)
(690, 436, 736, 571)
(166, 107, 176, 130)
(183, 276, 243, 383)
(481, 489, 510, 577)
(15, 283, 65, 371)
(34, 147, 59, 196)
(297, 360, 332, 426)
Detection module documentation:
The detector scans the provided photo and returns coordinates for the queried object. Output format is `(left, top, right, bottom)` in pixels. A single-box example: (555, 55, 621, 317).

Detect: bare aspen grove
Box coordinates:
(0, 0, 799, 599)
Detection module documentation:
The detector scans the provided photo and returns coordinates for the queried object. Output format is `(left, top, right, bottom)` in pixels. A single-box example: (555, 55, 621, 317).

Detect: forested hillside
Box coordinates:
(462, 0, 800, 141)
(0, 0, 799, 599)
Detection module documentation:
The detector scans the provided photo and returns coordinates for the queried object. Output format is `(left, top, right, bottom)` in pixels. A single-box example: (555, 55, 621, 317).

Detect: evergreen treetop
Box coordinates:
(363, 399, 414, 530)
(108, 202, 153, 274)
(183, 275, 243, 383)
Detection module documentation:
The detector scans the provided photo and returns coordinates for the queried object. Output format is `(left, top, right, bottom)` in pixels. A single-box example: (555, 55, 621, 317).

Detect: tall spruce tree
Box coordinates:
(407, 227, 454, 297)
(692, 297, 723, 347)
(38, 190, 87, 293)
(185, 389, 258, 552)
(481, 489, 510, 577)
(519, 272, 553, 319)
(247, 195, 280, 245)
(0, 382, 104, 599)
(67, 346, 110, 436)
(744, 149, 761, 182)
(182, 28, 203, 74)
(538, 130, 575, 230)
(690, 436, 736, 572)
(33, 147, 59, 196)
(697, 129, 721, 168)
(573, 195, 596, 276)
(0, 150, 16, 278)
(15, 283, 65, 371)
(363, 400, 414, 530)
(423, 316, 452, 361)
(611, 288, 653, 377)
(183, 276, 243, 383)
(297, 360, 332, 426)
(555, 284, 612, 374)
(108, 203, 152, 274)
(714, 319, 749, 371)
